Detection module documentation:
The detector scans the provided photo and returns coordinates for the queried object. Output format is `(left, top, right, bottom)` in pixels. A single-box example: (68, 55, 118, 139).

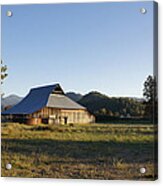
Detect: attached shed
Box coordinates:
(2, 84, 95, 125)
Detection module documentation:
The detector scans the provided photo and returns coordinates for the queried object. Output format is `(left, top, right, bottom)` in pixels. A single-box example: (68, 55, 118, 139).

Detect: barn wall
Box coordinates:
(29, 107, 95, 124)
(60, 109, 95, 124)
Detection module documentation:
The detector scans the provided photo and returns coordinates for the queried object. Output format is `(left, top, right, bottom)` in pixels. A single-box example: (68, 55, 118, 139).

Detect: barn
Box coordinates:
(2, 84, 95, 125)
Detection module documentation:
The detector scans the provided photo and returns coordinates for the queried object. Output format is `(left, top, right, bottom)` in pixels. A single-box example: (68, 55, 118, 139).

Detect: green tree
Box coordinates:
(99, 108, 108, 115)
(1, 60, 8, 97)
(107, 109, 114, 116)
(143, 75, 157, 123)
(1, 60, 8, 84)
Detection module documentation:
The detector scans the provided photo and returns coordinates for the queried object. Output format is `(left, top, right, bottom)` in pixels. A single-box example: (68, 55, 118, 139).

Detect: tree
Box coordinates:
(143, 75, 156, 102)
(1, 60, 8, 84)
(99, 108, 108, 115)
(143, 75, 157, 123)
(1, 60, 8, 97)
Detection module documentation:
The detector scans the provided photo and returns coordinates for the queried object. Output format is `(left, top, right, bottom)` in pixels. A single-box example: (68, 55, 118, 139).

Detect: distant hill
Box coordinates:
(1, 92, 144, 118)
(78, 91, 145, 117)
(1, 94, 23, 111)
(66, 92, 83, 102)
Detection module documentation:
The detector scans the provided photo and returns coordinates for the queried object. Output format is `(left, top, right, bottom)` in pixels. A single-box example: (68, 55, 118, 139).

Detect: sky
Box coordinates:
(1, 1, 154, 97)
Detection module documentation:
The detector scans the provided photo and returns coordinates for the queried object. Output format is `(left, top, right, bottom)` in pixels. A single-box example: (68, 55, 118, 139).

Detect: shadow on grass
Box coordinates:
(2, 138, 156, 164)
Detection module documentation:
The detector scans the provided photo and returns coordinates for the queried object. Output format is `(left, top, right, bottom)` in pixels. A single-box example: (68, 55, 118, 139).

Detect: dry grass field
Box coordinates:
(1, 122, 157, 180)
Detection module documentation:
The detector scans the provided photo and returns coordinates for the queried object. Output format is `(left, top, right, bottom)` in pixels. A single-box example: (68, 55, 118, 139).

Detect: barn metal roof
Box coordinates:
(47, 94, 85, 110)
(2, 84, 85, 115)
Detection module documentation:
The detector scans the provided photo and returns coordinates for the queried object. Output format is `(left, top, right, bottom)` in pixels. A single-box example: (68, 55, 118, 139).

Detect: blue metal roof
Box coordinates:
(2, 84, 59, 114)
(2, 84, 85, 115)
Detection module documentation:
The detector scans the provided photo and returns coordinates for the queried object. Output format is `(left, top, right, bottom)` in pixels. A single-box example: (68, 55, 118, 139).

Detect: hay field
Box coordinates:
(1, 122, 157, 180)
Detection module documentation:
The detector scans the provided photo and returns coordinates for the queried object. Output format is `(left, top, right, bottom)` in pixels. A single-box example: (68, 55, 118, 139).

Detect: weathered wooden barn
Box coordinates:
(2, 84, 95, 125)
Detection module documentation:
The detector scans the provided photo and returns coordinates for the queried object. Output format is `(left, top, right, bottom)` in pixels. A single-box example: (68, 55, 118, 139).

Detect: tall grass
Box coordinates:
(1, 122, 157, 180)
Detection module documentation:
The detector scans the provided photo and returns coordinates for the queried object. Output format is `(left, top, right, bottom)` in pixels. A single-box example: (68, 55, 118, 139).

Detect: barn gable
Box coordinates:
(47, 94, 85, 110)
(2, 84, 85, 115)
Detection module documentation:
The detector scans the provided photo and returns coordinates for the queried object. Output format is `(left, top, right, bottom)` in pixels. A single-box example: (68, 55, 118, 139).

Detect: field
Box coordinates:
(1, 122, 157, 180)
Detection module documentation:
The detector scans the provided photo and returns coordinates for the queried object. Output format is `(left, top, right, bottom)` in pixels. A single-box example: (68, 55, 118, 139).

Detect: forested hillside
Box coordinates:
(78, 91, 144, 118)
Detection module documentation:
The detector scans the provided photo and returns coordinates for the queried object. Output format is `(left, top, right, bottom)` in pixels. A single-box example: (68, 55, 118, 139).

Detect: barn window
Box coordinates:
(51, 86, 64, 95)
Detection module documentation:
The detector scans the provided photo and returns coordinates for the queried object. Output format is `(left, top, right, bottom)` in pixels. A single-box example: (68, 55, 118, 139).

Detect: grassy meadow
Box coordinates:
(1, 122, 157, 180)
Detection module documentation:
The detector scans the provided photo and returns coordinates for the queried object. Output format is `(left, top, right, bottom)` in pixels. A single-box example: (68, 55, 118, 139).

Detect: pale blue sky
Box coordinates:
(1, 2, 154, 97)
